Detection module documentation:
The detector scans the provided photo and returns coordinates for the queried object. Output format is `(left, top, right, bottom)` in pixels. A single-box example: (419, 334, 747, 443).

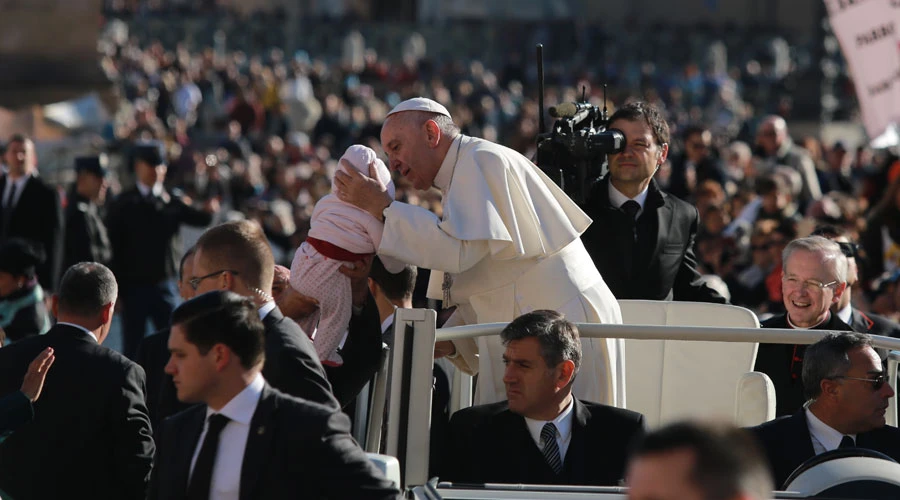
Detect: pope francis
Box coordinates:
(334, 97, 625, 406)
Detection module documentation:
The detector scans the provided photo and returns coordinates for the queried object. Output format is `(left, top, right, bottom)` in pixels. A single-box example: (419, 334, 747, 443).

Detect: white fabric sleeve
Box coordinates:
(378, 201, 491, 274)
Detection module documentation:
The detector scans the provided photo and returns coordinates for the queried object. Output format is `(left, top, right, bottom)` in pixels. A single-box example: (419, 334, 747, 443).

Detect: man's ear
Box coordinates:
(658, 142, 669, 164)
(424, 120, 441, 148)
(100, 301, 115, 325)
(821, 377, 840, 399)
(51, 294, 59, 319)
(557, 360, 576, 389)
(832, 282, 847, 306)
(212, 344, 232, 372)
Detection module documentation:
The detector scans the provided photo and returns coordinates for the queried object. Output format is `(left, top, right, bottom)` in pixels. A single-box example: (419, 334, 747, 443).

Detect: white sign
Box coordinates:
(825, 0, 900, 146)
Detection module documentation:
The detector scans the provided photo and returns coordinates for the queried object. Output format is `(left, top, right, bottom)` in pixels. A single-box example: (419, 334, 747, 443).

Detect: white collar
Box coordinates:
(837, 304, 853, 325)
(787, 311, 830, 330)
(258, 301, 277, 320)
(433, 135, 463, 194)
(608, 181, 649, 212)
(56, 321, 98, 343)
(380, 312, 395, 335)
(136, 182, 164, 198)
(524, 396, 575, 448)
(206, 372, 265, 424)
(806, 407, 855, 451)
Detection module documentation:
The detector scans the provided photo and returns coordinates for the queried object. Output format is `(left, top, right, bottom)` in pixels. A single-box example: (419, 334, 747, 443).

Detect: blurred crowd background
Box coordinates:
(7, 0, 900, 324)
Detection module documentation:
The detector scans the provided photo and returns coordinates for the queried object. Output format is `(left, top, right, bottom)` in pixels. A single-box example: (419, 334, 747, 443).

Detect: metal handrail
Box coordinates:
(438, 323, 900, 351)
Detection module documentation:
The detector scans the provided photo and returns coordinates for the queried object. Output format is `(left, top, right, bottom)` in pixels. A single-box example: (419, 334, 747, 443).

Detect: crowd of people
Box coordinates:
(1, 10, 900, 500)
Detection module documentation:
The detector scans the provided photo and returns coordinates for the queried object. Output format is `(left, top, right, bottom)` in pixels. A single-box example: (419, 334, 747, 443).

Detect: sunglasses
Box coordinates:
(837, 241, 860, 259)
(831, 373, 888, 391)
(188, 269, 240, 291)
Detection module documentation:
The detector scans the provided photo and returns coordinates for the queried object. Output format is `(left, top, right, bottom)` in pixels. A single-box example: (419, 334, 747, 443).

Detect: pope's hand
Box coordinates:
(333, 160, 393, 221)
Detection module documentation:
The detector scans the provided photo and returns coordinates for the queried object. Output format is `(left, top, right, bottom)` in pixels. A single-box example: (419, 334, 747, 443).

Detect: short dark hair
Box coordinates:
(369, 257, 417, 301)
(608, 101, 670, 146)
(6, 134, 27, 147)
(170, 290, 265, 369)
(195, 221, 274, 291)
(57, 263, 118, 317)
(630, 421, 773, 500)
(803, 332, 874, 401)
(755, 175, 788, 197)
(179, 246, 196, 282)
(500, 310, 581, 375)
(682, 124, 708, 141)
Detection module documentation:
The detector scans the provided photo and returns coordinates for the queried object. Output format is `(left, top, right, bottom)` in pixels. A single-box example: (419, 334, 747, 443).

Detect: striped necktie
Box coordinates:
(541, 422, 563, 474)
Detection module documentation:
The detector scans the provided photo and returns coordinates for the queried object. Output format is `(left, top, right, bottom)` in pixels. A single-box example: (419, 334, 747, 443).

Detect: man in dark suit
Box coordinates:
(627, 421, 773, 500)
(63, 155, 112, 270)
(442, 310, 645, 486)
(811, 225, 900, 339)
(580, 102, 726, 303)
(666, 125, 728, 201)
(0, 134, 64, 291)
(149, 290, 399, 500)
(137, 246, 197, 428)
(755, 236, 854, 417)
(0, 262, 155, 499)
(107, 141, 216, 358)
(750, 332, 900, 488)
(176, 220, 339, 410)
(0, 346, 54, 436)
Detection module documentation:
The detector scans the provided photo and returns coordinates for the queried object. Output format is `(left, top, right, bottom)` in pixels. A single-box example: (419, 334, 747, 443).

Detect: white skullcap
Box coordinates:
(337, 144, 395, 200)
(386, 97, 451, 118)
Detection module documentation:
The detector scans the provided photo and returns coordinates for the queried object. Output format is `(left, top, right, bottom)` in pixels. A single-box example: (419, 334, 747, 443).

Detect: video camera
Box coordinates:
(536, 100, 625, 205)
(533, 46, 625, 206)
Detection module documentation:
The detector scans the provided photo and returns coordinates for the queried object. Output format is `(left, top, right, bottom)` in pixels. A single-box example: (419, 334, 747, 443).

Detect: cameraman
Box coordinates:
(580, 102, 726, 303)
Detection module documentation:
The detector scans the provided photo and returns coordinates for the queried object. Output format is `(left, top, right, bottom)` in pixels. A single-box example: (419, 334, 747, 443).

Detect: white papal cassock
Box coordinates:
(378, 134, 625, 407)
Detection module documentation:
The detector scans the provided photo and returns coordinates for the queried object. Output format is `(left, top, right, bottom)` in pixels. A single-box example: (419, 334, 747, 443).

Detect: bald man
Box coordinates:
(755, 116, 821, 206)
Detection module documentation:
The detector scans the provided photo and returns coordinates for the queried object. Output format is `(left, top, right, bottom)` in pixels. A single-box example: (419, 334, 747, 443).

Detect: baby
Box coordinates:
(290, 145, 403, 366)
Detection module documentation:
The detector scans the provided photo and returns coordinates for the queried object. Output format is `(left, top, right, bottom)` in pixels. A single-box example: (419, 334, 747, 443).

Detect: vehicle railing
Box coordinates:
(374, 308, 900, 489)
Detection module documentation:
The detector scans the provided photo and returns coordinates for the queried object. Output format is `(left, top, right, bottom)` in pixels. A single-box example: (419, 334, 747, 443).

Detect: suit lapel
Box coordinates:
(173, 408, 207, 498)
(564, 399, 589, 482)
(648, 188, 672, 270)
(239, 385, 279, 500)
(789, 411, 816, 470)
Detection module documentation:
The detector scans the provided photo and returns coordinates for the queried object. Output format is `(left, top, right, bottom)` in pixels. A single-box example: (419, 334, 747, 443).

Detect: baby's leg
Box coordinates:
(290, 245, 353, 365)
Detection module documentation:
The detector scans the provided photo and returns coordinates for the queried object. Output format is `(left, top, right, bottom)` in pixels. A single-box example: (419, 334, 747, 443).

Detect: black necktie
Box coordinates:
(621, 200, 641, 220)
(621, 200, 641, 241)
(839, 435, 855, 449)
(541, 422, 563, 474)
(187, 413, 231, 500)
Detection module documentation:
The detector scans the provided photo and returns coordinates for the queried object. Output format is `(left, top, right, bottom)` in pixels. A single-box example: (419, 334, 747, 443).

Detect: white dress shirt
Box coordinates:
(56, 322, 98, 343)
(189, 372, 265, 500)
(257, 301, 276, 320)
(806, 407, 856, 455)
(837, 304, 853, 326)
(2, 174, 29, 209)
(524, 397, 575, 462)
(608, 182, 650, 219)
(136, 181, 164, 198)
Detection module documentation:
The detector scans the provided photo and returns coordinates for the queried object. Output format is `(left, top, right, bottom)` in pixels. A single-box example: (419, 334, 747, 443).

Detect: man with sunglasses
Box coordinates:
(812, 225, 900, 340)
(158, 220, 341, 416)
(750, 332, 900, 488)
(665, 125, 727, 201)
(755, 236, 853, 417)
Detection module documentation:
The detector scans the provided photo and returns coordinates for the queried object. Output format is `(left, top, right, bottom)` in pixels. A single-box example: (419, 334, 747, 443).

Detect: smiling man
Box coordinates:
(754, 236, 854, 417)
(580, 102, 726, 303)
(441, 310, 645, 486)
(750, 333, 900, 488)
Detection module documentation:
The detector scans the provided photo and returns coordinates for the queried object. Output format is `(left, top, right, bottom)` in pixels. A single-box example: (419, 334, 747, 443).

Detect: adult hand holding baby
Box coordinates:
(334, 160, 393, 221)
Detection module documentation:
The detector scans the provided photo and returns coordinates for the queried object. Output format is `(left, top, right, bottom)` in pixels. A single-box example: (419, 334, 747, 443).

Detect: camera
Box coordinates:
(536, 100, 625, 205)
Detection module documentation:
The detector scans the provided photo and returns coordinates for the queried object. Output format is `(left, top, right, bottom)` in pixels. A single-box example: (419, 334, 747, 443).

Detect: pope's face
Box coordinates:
(380, 115, 441, 191)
